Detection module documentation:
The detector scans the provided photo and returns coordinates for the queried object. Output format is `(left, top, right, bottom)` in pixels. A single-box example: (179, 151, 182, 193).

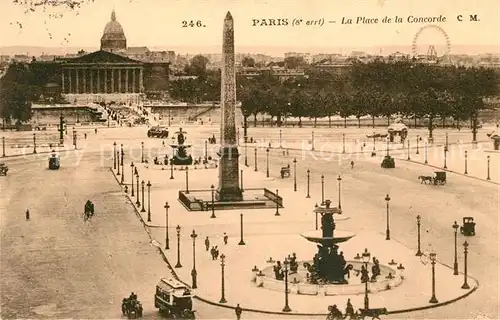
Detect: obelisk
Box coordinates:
(217, 12, 243, 201)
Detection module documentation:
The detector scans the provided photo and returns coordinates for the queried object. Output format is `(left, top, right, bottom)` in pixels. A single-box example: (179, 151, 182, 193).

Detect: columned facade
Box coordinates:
(61, 64, 144, 94)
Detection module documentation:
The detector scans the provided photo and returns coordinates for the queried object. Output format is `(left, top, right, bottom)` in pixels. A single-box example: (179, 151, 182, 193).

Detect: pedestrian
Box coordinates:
(25, 209, 30, 220)
(215, 246, 219, 259)
(211, 246, 216, 260)
(205, 236, 210, 251)
(94, 128, 97, 134)
(84, 133, 87, 139)
(350, 160, 354, 169)
(235, 303, 242, 320)
(223, 232, 228, 245)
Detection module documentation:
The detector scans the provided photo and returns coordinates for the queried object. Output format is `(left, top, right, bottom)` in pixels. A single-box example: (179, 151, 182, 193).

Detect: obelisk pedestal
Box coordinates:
(216, 12, 243, 201)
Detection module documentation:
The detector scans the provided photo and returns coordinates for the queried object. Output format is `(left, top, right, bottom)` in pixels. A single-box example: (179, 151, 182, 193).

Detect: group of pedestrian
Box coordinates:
(204, 233, 229, 260)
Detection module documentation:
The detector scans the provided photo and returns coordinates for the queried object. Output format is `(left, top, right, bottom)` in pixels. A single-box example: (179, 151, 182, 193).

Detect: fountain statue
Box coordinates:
(170, 128, 193, 165)
(301, 200, 355, 284)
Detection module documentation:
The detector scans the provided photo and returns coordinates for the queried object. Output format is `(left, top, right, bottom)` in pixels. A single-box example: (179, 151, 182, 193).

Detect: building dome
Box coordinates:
(100, 10, 127, 52)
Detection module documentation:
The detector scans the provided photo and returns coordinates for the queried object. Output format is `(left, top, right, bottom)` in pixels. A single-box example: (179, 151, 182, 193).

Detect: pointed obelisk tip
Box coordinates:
(225, 11, 233, 20)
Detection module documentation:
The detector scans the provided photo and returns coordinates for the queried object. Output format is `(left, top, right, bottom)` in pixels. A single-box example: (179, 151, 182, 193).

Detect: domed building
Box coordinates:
(101, 10, 127, 52)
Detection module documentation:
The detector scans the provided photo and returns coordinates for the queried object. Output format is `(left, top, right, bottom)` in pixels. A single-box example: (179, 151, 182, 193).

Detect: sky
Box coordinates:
(0, 0, 498, 55)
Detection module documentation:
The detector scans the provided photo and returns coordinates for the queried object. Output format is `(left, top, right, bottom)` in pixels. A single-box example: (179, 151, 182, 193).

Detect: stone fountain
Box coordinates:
(170, 127, 193, 165)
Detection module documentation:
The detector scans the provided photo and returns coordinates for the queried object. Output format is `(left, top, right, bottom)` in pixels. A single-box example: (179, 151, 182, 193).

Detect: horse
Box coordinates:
(418, 175, 433, 184)
(360, 308, 388, 320)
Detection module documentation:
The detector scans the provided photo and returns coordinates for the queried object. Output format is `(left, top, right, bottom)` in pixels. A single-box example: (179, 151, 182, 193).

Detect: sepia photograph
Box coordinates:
(0, 0, 499, 319)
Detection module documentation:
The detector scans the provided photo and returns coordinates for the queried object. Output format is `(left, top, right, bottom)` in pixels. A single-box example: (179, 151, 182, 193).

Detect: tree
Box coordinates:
(0, 63, 34, 125)
(241, 57, 255, 67)
(185, 55, 209, 77)
(284, 56, 307, 69)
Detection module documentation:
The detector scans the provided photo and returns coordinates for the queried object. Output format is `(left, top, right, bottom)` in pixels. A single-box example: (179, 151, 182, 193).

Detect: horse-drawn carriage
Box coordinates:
(418, 171, 446, 185)
(122, 294, 143, 319)
(280, 165, 291, 178)
(0, 162, 8, 176)
(48, 151, 60, 170)
(460, 217, 476, 236)
(155, 278, 196, 319)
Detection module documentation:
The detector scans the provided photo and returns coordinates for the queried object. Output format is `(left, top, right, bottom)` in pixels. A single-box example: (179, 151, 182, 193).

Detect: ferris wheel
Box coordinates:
(412, 24, 451, 59)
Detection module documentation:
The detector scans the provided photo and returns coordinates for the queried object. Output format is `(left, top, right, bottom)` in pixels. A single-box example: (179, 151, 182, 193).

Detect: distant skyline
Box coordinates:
(0, 0, 498, 55)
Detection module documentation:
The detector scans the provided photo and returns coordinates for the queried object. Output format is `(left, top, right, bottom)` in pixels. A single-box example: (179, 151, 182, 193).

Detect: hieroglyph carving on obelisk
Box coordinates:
(217, 12, 243, 201)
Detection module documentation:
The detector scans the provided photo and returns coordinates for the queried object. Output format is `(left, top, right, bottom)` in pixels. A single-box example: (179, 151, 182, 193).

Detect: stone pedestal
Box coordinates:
(217, 146, 243, 201)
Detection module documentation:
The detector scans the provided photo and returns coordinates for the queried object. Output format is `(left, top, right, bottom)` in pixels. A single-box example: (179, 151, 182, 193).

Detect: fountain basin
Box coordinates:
(301, 230, 356, 244)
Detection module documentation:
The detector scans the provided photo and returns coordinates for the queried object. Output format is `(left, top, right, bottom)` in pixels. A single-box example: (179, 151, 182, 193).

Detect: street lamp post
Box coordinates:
(342, 133, 346, 154)
(141, 141, 144, 163)
(487, 156, 491, 180)
(185, 166, 189, 194)
(306, 169, 311, 198)
(385, 194, 391, 240)
(170, 156, 174, 179)
(204, 140, 208, 162)
(2, 137, 5, 157)
(362, 249, 371, 309)
(190, 230, 198, 289)
(135, 169, 140, 206)
(266, 148, 270, 178)
(141, 180, 146, 212)
(275, 189, 280, 216)
(282, 258, 291, 312)
(130, 162, 135, 196)
(445, 132, 449, 148)
(416, 215, 422, 256)
(121, 146, 125, 184)
(464, 150, 468, 174)
(443, 145, 448, 169)
(164, 202, 170, 250)
(279, 129, 282, 148)
(238, 213, 245, 245)
(311, 130, 315, 151)
(407, 140, 410, 160)
(293, 158, 297, 192)
(219, 253, 227, 303)
(147, 181, 152, 222)
(33, 133, 37, 154)
(321, 175, 325, 205)
(244, 140, 248, 166)
(337, 175, 342, 210)
(372, 132, 376, 154)
(175, 225, 182, 268)
(416, 135, 420, 154)
(117, 151, 121, 175)
(386, 137, 390, 157)
(452, 221, 459, 275)
(254, 148, 257, 171)
(429, 251, 438, 303)
(424, 142, 428, 164)
(113, 141, 117, 170)
(210, 185, 216, 218)
(461, 241, 470, 289)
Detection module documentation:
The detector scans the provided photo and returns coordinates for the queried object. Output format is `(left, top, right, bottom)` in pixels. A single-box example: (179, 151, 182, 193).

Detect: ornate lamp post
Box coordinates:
(120, 145, 125, 184)
(266, 148, 270, 178)
(219, 253, 227, 303)
(372, 132, 376, 154)
(210, 184, 216, 218)
(175, 225, 182, 268)
(147, 180, 152, 222)
(190, 229, 198, 289)
(293, 158, 297, 192)
(239, 213, 246, 245)
(113, 141, 117, 169)
(461, 241, 470, 289)
(342, 133, 346, 154)
(386, 136, 390, 157)
(33, 133, 37, 154)
(321, 175, 325, 205)
(362, 249, 371, 309)
(170, 155, 174, 179)
(337, 175, 342, 210)
(164, 202, 170, 250)
(141, 180, 146, 212)
(185, 166, 189, 194)
(254, 147, 258, 171)
(416, 215, 422, 256)
(117, 151, 121, 175)
(311, 130, 315, 151)
(385, 194, 391, 240)
(424, 142, 428, 164)
(244, 139, 248, 166)
(141, 141, 145, 163)
(416, 135, 420, 154)
(2, 137, 5, 157)
(443, 145, 448, 169)
(130, 162, 135, 196)
(315, 203, 319, 230)
(487, 156, 491, 180)
(306, 169, 311, 198)
(445, 132, 449, 148)
(452, 221, 459, 275)
(282, 258, 291, 312)
(464, 150, 468, 174)
(407, 140, 411, 160)
(135, 168, 140, 206)
(275, 189, 280, 216)
(204, 140, 208, 162)
(429, 251, 438, 303)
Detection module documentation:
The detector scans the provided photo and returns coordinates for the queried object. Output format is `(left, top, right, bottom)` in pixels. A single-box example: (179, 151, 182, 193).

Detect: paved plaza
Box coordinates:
(1, 123, 498, 319)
